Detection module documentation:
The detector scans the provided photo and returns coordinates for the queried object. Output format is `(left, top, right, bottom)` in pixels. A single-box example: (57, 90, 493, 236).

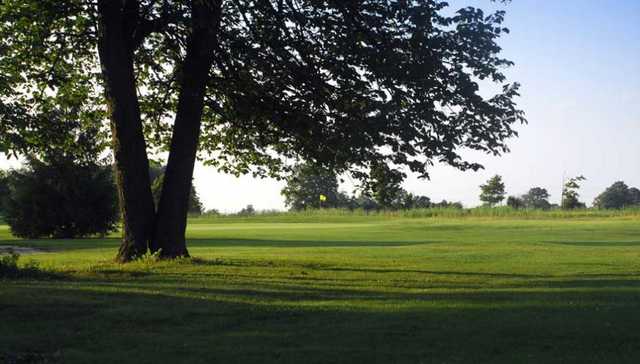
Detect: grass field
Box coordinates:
(2, 213, 640, 363)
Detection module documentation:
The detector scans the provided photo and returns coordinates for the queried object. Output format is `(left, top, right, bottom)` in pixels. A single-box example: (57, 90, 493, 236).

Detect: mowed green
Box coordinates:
(2, 215, 640, 363)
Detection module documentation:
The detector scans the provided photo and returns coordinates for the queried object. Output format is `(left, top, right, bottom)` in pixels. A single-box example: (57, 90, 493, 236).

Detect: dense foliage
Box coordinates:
(3, 157, 118, 238)
(0, 0, 526, 176)
(593, 181, 640, 209)
(507, 187, 551, 210)
(522, 187, 551, 209)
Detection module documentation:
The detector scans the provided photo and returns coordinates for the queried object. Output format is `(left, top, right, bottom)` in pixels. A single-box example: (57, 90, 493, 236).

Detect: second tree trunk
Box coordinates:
(152, 1, 221, 258)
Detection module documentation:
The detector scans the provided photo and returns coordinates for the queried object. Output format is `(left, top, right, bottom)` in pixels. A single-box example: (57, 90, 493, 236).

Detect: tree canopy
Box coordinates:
(1, 0, 524, 174)
(522, 187, 551, 209)
(479, 174, 506, 206)
(0, 0, 526, 260)
(593, 181, 640, 209)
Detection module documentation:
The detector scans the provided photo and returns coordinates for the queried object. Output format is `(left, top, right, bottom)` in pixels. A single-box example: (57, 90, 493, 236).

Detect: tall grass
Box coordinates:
(189, 206, 640, 223)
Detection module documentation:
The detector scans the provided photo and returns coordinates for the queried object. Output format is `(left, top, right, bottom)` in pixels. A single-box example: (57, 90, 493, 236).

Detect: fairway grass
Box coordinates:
(2, 216, 640, 363)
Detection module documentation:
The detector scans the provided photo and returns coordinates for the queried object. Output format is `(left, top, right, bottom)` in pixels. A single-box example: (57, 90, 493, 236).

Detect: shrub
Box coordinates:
(0, 250, 52, 279)
(0, 251, 20, 276)
(4, 157, 118, 239)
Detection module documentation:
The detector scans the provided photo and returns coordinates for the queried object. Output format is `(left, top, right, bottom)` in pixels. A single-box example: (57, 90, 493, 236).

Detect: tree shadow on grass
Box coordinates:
(0, 237, 442, 253)
(12, 236, 640, 251)
(2, 279, 640, 364)
(186, 237, 442, 248)
(543, 240, 640, 247)
(0, 238, 121, 252)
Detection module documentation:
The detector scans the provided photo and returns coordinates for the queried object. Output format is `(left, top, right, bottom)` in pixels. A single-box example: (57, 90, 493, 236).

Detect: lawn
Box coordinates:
(2, 214, 640, 363)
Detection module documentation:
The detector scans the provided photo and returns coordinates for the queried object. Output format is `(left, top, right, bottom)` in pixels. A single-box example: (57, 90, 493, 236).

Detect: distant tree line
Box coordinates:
(481, 174, 640, 210)
(2, 159, 639, 239)
(281, 167, 640, 213)
(281, 162, 461, 212)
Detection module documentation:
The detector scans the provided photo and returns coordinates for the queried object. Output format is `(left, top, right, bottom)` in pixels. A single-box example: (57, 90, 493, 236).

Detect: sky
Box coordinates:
(2, 0, 639, 212)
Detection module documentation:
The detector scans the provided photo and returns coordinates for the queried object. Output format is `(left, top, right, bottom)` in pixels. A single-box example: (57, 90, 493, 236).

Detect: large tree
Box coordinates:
(0, 0, 525, 261)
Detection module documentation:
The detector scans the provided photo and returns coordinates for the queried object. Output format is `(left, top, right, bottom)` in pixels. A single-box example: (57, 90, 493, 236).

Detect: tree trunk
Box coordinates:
(96, 0, 155, 262)
(152, 1, 222, 258)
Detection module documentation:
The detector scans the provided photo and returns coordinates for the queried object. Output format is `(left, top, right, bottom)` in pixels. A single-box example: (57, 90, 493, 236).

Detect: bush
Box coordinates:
(0, 250, 51, 279)
(4, 157, 118, 239)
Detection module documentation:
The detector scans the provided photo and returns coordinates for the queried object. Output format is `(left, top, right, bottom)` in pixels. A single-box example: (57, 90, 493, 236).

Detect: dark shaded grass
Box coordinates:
(2, 277, 640, 364)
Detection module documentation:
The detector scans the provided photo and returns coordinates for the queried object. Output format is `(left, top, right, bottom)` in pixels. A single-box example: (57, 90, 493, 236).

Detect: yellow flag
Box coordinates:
(319, 194, 327, 202)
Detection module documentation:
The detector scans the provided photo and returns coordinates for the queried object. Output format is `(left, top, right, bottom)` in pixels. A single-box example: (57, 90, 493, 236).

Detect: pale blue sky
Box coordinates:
(2, 0, 639, 212)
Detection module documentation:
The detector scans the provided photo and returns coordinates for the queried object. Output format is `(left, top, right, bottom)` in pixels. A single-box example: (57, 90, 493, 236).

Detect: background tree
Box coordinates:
(561, 176, 586, 209)
(281, 163, 341, 210)
(432, 200, 464, 209)
(3, 156, 118, 239)
(353, 194, 379, 212)
(335, 192, 359, 210)
(1, 0, 525, 260)
(479, 175, 506, 206)
(593, 181, 638, 209)
(148, 161, 203, 215)
(238, 204, 256, 216)
(366, 162, 405, 209)
(506, 195, 525, 209)
(522, 187, 551, 209)
(0, 170, 8, 218)
(629, 188, 640, 206)
(151, 176, 203, 215)
(399, 193, 432, 210)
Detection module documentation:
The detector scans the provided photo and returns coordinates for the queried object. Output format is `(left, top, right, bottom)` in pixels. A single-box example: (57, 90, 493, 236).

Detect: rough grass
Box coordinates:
(2, 214, 640, 363)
